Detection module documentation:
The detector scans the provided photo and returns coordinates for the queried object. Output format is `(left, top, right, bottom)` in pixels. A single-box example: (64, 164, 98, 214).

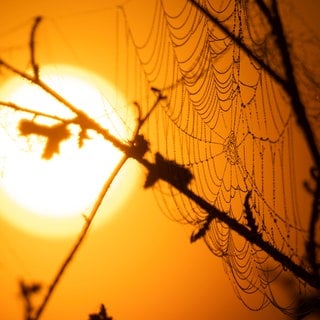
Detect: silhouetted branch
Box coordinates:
(0, 101, 67, 122)
(139, 152, 320, 288)
(190, 191, 261, 243)
(307, 180, 320, 277)
(294, 291, 320, 319)
(32, 154, 128, 320)
(188, 1, 320, 167)
(255, 0, 273, 24)
(127, 134, 150, 159)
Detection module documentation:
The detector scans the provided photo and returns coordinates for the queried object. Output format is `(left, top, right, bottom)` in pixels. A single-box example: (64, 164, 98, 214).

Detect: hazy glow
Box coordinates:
(0, 65, 138, 237)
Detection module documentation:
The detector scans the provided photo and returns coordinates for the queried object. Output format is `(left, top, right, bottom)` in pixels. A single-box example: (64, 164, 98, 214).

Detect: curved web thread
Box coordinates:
(117, 0, 313, 313)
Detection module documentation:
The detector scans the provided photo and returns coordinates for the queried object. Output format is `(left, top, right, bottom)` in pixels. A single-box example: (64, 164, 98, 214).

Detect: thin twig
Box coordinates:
(139, 87, 166, 127)
(189, 0, 320, 281)
(33, 154, 129, 320)
(29, 16, 42, 80)
(131, 87, 166, 141)
(0, 101, 69, 123)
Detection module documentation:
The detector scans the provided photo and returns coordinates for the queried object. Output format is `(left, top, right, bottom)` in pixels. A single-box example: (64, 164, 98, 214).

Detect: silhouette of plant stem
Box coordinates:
(32, 155, 128, 320)
(0, 101, 69, 122)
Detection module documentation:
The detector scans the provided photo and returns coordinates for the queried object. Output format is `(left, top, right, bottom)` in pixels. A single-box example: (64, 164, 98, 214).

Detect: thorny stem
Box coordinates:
(32, 155, 129, 320)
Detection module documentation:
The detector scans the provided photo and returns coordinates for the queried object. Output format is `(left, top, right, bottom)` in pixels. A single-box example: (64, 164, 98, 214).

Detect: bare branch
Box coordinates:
(19, 280, 42, 320)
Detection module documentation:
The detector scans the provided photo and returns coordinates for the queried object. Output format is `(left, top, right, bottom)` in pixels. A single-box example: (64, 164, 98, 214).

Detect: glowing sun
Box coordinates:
(0, 64, 138, 237)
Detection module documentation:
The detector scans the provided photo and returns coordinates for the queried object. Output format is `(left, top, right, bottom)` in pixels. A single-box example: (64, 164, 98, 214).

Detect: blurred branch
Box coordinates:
(32, 155, 128, 320)
(0, 101, 68, 122)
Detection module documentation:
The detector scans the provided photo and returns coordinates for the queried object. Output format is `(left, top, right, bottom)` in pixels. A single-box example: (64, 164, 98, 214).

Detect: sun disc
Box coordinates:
(0, 64, 139, 237)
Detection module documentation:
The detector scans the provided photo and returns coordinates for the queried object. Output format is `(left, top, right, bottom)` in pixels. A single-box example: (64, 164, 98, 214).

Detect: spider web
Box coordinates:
(0, 0, 318, 316)
(115, 0, 318, 313)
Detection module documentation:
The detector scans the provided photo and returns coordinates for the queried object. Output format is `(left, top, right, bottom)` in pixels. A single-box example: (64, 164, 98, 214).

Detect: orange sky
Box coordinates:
(0, 1, 319, 320)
